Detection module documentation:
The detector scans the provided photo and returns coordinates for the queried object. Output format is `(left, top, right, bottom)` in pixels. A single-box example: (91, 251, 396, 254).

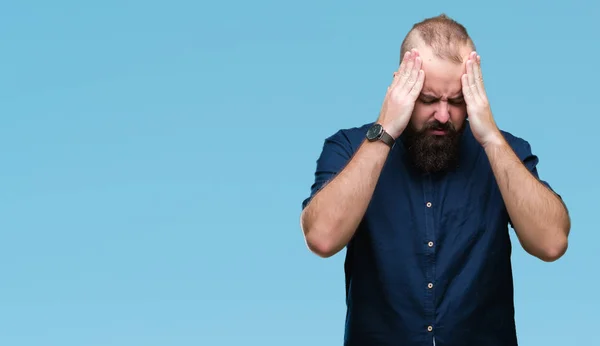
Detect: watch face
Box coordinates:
(366, 124, 382, 140)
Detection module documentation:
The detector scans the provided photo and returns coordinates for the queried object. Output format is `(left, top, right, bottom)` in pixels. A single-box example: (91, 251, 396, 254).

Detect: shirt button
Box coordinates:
(426, 202, 432, 208)
(428, 241, 434, 247)
(427, 326, 433, 332)
(428, 283, 433, 289)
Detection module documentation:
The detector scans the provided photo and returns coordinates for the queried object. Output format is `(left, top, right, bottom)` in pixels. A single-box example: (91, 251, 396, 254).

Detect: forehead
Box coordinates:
(421, 54, 467, 98)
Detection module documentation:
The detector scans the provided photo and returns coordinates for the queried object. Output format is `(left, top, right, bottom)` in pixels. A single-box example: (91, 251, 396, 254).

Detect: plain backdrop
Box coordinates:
(1, 0, 598, 345)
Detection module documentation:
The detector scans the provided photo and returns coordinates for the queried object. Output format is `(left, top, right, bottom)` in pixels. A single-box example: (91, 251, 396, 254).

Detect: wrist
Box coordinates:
(482, 130, 508, 152)
(386, 127, 404, 140)
(376, 122, 403, 140)
(481, 129, 507, 149)
(366, 123, 397, 148)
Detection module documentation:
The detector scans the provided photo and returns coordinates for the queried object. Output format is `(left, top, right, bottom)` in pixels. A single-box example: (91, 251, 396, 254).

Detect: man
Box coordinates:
(299, 14, 570, 346)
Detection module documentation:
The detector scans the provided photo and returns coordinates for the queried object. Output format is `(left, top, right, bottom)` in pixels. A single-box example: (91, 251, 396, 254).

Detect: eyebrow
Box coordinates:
(419, 93, 438, 99)
(419, 93, 464, 101)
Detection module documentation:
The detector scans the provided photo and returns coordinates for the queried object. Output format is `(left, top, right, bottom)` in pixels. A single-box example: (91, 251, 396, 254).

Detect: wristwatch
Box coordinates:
(366, 123, 395, 148)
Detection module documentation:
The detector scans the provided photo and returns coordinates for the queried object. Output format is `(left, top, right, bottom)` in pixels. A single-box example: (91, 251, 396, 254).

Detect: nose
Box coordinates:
(434, 101, 450, 123)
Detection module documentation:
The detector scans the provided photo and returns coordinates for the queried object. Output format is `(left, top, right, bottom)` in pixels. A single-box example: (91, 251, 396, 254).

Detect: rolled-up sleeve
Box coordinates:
(302, 130, 355, 210)
(504, 133, 563, 228)
(508, 135, 557, 196)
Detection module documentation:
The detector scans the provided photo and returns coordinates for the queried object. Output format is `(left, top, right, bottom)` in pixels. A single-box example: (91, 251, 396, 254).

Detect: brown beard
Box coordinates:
(402, 120, 465, 173)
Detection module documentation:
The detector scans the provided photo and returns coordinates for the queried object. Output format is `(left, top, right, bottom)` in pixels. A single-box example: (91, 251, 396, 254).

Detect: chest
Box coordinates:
(363, 150, 508, 245)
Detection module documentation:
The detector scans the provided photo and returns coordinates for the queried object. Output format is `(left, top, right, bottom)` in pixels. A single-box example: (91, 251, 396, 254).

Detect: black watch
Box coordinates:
(366, 123, 395, 148)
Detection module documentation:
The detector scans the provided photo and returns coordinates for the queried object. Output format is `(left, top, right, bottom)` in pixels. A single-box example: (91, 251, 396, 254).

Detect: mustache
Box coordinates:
(423, 120, 456, 132)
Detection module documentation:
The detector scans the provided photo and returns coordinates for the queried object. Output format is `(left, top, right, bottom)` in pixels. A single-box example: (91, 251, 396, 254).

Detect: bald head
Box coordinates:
(400, 14, 475, 64)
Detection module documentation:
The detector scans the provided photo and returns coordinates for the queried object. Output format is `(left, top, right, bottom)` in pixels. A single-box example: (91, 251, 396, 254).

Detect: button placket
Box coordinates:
(423, 176, 436, 338)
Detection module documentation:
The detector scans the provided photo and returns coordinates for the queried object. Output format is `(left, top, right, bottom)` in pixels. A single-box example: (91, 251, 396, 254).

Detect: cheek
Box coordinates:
(449, 105, 468, 127)
(410, 105, 431, 128)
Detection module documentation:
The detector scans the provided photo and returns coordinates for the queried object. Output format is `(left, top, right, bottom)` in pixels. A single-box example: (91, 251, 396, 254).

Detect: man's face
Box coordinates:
(403, 48, 470, 173)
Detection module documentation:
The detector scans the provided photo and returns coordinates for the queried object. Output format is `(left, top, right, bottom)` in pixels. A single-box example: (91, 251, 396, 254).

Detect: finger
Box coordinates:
(398, 49, 420, 88)
(403, 56, 422, 92)
(461, 73, 475, 102)
(469, 58, 480, 96)
(466, 58, 480, 103)
(473, 55, 487, 101)
(389, 55, 407, 89)
(398, 51, 416, 87)
(409, 70, 425, 99)
(468, 52, 484, 100)
(474, 55, 483, 83)
(391, 51, 412, 89)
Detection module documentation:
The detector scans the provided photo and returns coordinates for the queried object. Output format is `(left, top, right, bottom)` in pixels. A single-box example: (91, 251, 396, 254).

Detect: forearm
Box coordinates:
(301, 140, 391, 257)
(484, 136, 570, 262)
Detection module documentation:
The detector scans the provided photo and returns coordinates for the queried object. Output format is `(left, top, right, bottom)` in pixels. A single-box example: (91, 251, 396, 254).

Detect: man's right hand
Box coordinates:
(376, 49, 424, 139)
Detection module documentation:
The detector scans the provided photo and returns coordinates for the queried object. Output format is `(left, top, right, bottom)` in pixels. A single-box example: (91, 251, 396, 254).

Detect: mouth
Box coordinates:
(428, 129, 448, 135)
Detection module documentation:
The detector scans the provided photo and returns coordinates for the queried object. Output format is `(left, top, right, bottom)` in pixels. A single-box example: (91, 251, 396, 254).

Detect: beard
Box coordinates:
(402, 120, 465, 173)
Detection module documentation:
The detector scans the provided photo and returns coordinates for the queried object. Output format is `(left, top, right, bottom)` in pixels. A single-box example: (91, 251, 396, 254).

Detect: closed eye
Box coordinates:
(419, 98, 437, 105)
(419, 95, 464, 105)
(448, 98, 464, 105)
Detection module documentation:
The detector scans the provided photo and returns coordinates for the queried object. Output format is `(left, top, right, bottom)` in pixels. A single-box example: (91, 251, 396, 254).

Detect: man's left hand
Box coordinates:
(462, 52, 503, 147)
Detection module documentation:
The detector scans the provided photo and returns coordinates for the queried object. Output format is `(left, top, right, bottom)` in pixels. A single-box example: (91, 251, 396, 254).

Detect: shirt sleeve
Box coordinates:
(510, 137, 558, 196)
(506, 135, 563, 229)
(301, 129, 355, 210)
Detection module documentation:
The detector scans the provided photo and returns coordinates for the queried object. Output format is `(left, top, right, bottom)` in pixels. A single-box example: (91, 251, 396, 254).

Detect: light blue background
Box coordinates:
(1, 1, 597, 345)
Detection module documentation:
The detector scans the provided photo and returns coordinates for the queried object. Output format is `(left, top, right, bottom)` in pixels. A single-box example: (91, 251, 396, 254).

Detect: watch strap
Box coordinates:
(379, 130, 395, 148)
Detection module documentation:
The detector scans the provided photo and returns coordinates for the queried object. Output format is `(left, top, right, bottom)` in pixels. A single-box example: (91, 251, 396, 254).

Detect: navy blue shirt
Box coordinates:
(302, 121, 556, 346)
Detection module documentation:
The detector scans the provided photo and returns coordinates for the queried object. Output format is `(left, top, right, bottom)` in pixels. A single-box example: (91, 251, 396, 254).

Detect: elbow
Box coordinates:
(539, 207, 572, 262)
(305, 232, 341, 258)
(517, 219, 570, 262)
(538, 234, 569, 262)
(300, 217, 341, 258)
(300, 208, 345, 258)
